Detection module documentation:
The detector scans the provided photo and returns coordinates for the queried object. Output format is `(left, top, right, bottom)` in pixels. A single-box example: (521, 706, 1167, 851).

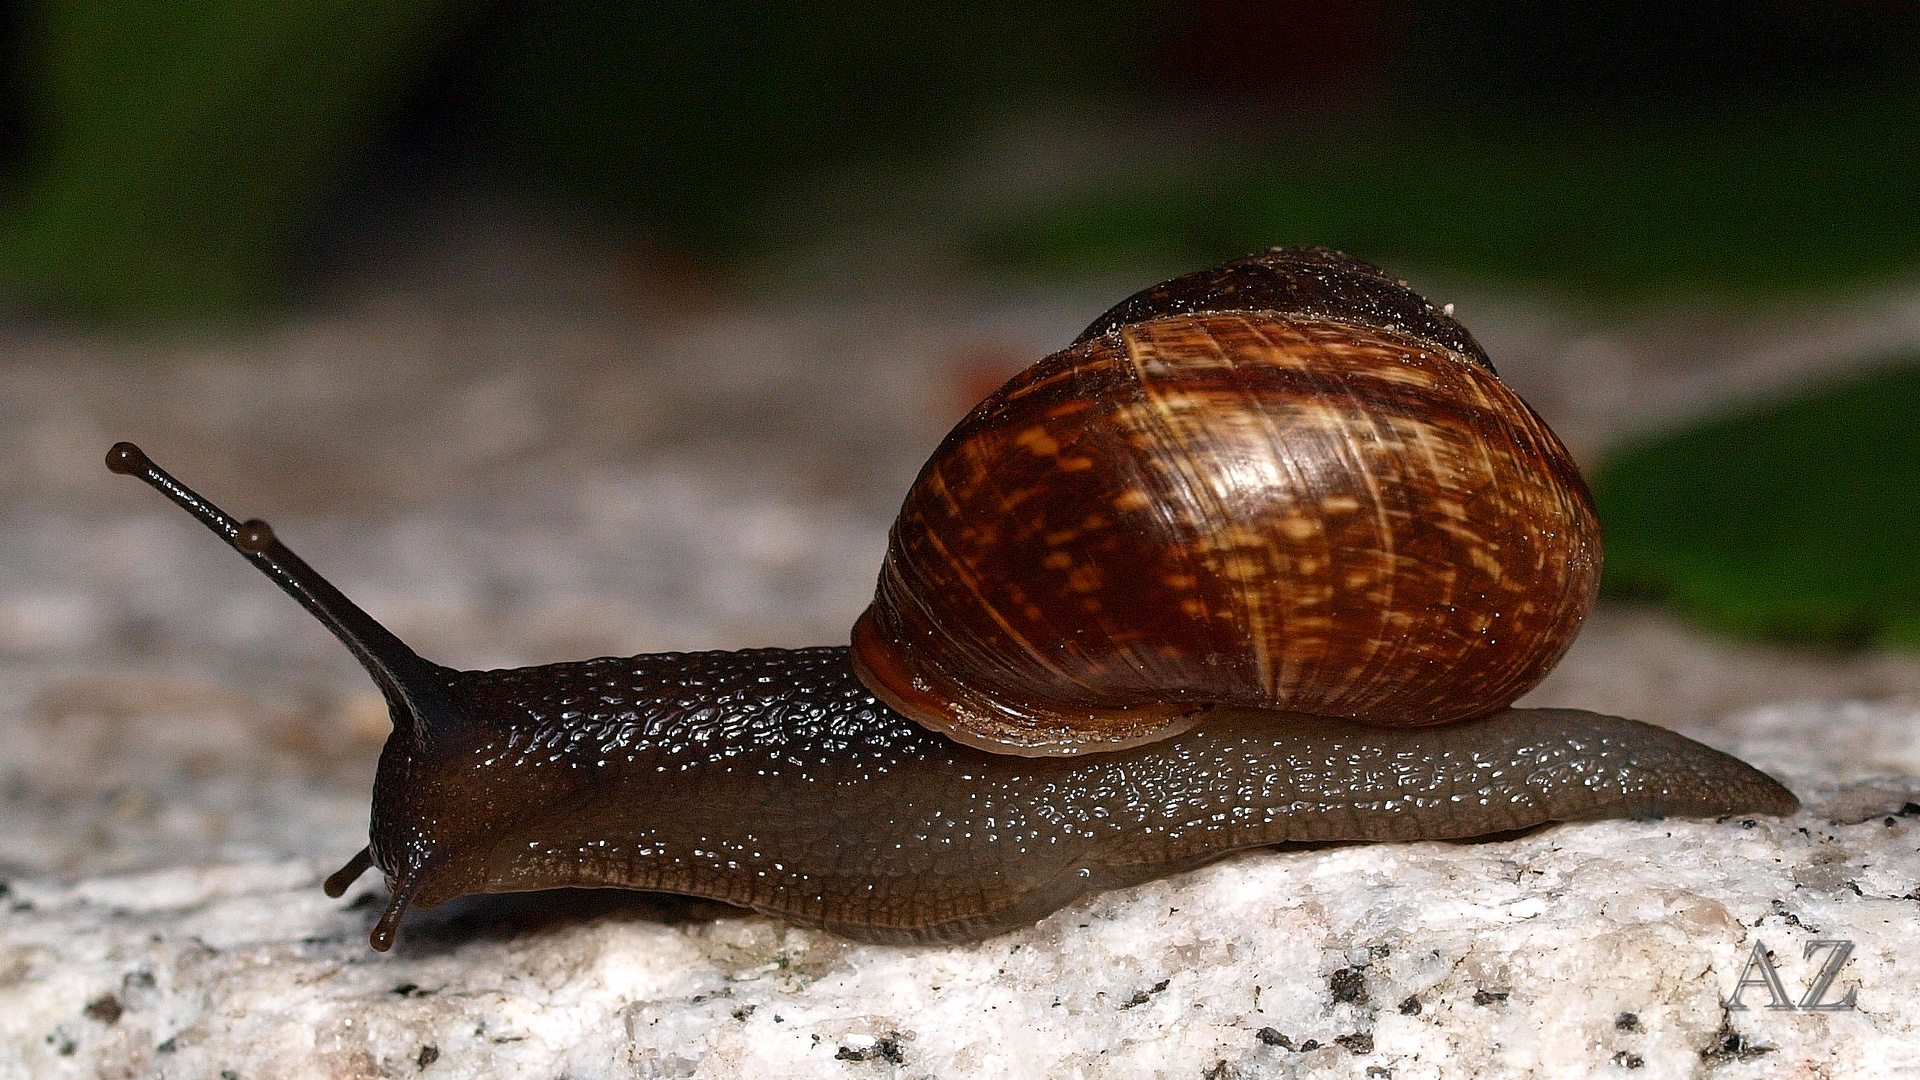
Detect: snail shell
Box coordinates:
(854, 247, 1600, 755)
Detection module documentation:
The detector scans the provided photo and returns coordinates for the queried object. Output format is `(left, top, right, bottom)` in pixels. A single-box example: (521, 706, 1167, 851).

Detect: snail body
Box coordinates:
(106, 248, 1795, 952)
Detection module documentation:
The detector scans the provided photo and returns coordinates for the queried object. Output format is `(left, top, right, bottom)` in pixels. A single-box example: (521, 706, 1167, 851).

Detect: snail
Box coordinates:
(106, 247, 1796, 952)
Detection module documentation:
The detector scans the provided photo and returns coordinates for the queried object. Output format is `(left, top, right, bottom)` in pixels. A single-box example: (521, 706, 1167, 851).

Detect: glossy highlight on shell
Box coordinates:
(854, 248, 1600, 756)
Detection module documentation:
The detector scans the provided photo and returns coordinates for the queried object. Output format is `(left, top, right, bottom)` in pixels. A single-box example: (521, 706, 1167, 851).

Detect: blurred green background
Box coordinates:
(6, 0, 1920, 317)
(1, 0, 1916, 646)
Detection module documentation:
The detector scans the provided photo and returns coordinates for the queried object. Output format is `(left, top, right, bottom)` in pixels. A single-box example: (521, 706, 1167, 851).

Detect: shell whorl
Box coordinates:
(853, 248, 1601, 756)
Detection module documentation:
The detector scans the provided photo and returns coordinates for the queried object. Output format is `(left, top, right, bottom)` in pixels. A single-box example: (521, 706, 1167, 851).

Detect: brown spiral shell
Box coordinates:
(851, 247, 1601, 756)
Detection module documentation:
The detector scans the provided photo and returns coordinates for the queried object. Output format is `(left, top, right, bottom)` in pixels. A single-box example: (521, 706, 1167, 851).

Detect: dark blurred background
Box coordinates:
(1, 0, 1917, 319)
(0, 0, 1916, 649)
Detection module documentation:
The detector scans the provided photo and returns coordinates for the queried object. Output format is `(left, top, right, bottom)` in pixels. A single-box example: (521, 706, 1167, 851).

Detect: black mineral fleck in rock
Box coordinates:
(1329, 967, 1368, 1004)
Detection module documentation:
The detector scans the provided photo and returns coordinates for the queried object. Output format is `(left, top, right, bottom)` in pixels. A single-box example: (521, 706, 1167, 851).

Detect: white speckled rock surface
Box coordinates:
(4, 202, 1920, 1078)
(7, 801, 1920, 1080)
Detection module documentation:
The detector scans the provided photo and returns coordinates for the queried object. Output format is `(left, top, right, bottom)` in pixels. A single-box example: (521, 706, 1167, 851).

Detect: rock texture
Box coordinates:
(3, 753, 1919, 1080)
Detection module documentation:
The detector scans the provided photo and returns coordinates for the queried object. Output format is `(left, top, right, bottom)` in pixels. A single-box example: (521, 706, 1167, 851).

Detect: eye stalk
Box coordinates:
(106, 442, 457, 743)
(107, 441, 471, 949)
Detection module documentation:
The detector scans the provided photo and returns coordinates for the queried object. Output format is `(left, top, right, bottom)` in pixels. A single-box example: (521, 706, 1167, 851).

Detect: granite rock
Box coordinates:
(1, 739, 1916, 1079)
